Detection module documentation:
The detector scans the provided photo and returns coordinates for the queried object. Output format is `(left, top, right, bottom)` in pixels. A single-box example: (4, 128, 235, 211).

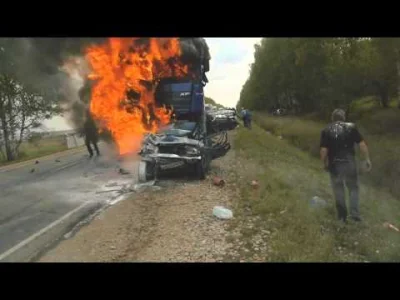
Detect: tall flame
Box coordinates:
(84, 38, 189, 155)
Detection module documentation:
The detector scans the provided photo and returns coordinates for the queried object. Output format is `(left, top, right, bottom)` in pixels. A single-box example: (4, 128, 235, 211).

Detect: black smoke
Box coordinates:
(179, 38, 211, 82)
(0, 37, 211, 130)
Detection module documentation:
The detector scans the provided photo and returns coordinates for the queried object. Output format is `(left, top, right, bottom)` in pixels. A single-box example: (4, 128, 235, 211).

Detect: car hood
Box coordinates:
(144, 133, 203, 147)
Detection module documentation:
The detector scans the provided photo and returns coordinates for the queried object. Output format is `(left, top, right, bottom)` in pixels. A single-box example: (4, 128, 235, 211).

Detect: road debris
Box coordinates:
(30, 168, 35, 173)
(310, 196, 327, 208)
(131, 180, 161, 192)
(212, 176, 225, 187)
(119, 168, 130, 175)
(55, 159, 61, 163)
(96, 189, 122, 194)
(250, 180, 259, 189)
(35, 160, 39, 164)
(383, 222, 400, 232)
(213, 206, 233, 220)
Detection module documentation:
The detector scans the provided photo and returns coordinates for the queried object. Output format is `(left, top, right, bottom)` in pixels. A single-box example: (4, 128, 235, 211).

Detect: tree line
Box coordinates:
(238, 38, 400, 115)
(205, 96, 225, 109)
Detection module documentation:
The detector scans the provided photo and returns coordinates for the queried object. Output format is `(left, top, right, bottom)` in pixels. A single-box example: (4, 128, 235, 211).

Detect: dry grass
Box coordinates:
(0, 136, 67, 166)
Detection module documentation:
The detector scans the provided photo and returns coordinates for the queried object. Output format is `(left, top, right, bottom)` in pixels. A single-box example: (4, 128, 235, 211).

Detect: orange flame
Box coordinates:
(84, 38, 188, 155)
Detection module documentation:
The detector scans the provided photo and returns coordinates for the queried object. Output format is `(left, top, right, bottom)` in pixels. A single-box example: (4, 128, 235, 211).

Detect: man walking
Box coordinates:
(241, 107, 252, 129)
(83, 110, 100, 158)
(320, 109, 371, 222)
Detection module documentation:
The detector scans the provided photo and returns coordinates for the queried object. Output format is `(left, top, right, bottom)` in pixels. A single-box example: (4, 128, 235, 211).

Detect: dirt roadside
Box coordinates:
(39, 132, 250, 262)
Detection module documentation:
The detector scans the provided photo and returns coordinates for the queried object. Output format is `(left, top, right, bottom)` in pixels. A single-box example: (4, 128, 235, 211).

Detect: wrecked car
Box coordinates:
(207, 109, 238, 133)
(138, 118, 230, 182)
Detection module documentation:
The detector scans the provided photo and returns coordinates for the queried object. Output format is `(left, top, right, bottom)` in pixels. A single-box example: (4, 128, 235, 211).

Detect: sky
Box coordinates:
(43, 38, 261, 131)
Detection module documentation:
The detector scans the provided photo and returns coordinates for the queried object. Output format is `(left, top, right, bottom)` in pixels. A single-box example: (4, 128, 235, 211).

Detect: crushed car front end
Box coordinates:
(138, 132, 207, 182)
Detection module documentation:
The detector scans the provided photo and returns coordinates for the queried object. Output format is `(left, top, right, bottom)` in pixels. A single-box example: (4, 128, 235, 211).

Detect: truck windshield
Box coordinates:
(158, 121, 196, 136)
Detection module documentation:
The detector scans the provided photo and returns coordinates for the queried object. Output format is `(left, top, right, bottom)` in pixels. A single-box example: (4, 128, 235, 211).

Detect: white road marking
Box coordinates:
(0, 200, 92, 262)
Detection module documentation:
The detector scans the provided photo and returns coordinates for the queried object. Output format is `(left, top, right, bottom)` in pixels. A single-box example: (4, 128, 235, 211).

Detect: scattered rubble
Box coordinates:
(250, 180, 259, 189)
(383, 222, 400, 232)
(118, 168, 130, 175)
(212, 176, 225, 187)
(131, 181, 161, 193)
(213, 206, 233, 220)
(310, 196, 327, 208)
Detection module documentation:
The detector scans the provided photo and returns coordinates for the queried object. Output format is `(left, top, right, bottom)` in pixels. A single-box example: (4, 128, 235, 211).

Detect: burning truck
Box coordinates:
(83, 38, 231, 181)
(137, 38, 231, 182)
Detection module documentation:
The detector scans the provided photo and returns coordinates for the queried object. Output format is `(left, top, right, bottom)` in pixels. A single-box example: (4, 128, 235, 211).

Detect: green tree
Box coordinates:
(0, 39, 61, 161)
(362, 38, 398, 107)
(238, 38, 381, 116)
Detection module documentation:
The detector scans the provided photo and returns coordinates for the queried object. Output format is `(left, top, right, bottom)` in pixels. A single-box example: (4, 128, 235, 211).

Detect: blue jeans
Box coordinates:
(243, 117, 252, 129)
(329, 161, 360, 221)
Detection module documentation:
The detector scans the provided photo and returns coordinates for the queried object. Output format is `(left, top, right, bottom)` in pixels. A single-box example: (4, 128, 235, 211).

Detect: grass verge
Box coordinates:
(230, 124, 400, 262)
(253, 107, 400, 199)
(0, 137, 68, 167)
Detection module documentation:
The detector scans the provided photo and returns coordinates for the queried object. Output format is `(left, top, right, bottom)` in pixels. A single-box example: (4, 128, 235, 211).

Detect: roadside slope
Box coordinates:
(230, 124, 400, 262)
(39, 139, 239, 262)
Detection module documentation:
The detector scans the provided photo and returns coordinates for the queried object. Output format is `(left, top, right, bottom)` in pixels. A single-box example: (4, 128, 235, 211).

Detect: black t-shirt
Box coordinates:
(320, 121, 363, 163)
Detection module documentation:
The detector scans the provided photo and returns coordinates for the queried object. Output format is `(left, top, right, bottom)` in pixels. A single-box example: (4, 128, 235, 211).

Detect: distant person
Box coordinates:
(83, 110, 100, 158)
(320, 109, 371, 222)
(241, 107, 252, 129)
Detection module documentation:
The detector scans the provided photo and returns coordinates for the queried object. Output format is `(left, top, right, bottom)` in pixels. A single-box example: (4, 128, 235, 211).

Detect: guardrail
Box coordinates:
(64, 134, 85, 149)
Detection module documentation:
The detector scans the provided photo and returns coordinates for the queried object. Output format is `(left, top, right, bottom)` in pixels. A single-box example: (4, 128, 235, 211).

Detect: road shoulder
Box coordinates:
(38, 134, 239, 262)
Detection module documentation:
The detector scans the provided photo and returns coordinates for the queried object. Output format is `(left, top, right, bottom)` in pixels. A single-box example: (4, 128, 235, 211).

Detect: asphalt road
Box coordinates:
(0, 144, 139, 262)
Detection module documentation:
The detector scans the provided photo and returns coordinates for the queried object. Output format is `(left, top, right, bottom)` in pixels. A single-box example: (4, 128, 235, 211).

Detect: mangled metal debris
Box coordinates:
(97, 180, 162, 196)
(212, 176, 225, 187)
(118, 168, 130, 175)
(131, 180, 162, 192)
